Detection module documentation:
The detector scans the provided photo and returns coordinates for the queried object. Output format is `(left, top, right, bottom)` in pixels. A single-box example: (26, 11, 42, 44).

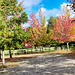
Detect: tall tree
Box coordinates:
(28, 9, 52, 47)
(53, 15, 75, 51)
(38, 9, 51, 46)
(0, 0, 28, 60)
(28, 12, 40, 47)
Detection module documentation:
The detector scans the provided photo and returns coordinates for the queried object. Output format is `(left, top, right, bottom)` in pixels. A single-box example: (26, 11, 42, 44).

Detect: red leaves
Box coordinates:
(53, 14, 75, 42)
(24, 41, 33, 48)
(27, 12, 41, 45)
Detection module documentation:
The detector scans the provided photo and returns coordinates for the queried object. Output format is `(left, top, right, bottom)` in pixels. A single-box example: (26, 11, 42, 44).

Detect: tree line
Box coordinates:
(0, 0, 75, 64)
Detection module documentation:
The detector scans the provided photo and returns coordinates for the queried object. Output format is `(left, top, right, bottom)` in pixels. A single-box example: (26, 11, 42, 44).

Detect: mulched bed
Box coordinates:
(0, 56, 36, 62)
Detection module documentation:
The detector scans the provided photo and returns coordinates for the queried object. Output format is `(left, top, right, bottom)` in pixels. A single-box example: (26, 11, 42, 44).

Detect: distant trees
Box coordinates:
(47, 16, 56, 33)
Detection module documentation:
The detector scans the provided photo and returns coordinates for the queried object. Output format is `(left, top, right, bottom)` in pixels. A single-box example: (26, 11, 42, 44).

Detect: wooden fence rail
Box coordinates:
(0, 45, 68, 55)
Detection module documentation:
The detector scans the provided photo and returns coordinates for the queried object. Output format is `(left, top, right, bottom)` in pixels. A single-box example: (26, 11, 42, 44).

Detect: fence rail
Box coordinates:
(0, 45, 68, 56)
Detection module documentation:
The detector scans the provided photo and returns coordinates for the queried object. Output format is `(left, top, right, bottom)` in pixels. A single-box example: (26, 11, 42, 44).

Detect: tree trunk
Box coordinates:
(2, 46, 5, 65)
(9, 49, 12, 58)
(67, 42, 69, 51)
(35, 45, 37, 51)
(40, 46, 41, 52)
(0, 50, 1, 59)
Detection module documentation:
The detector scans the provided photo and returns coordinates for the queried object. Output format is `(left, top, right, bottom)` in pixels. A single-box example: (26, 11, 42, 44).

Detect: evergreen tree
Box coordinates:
(47, 16, 56, 33)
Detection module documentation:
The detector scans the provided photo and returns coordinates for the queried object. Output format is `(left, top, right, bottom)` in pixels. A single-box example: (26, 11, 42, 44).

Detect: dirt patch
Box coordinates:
(1, 49, 75, 62)
(0, 65, 7, 68)
(0, 56, 36, 62)
(0, 49, 75, 69)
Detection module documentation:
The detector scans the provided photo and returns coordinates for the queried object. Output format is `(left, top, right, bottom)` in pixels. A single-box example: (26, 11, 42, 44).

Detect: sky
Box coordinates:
(17, 0, 75, 27)
(17, 0, 69, 19)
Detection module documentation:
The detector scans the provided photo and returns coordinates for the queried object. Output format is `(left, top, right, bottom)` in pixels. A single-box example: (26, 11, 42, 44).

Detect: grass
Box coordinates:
(2, 47, 56, 56)
(1, 46, 75, 57)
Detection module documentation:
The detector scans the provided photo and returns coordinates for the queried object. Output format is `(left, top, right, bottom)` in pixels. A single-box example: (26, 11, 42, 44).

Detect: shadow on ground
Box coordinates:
(0, 54, 75, 75)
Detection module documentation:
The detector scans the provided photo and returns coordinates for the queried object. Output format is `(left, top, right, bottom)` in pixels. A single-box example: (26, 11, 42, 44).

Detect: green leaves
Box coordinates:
(0, 0, 28, 50)
(47, 16, 56, 33)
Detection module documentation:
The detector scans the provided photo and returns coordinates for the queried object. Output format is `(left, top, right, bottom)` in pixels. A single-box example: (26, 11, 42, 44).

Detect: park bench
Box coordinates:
(17, 49, 27, 54)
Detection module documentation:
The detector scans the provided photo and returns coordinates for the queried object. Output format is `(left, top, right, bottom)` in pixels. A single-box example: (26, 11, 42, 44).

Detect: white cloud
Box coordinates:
(36, 3, 75, 19)
(21, 22, 30, 27)
(41, 7, 46, 12)
(60, 3, 75, 17)
(46, 21, 48, 26)
(17, 0, 42, 10)
(36, 7, 60, 18)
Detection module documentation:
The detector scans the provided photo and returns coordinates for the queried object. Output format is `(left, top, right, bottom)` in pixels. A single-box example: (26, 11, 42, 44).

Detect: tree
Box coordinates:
(28, 9, 48, 47)
(12, 23, 29, 50)
(28, 12, 40, 48)
(38, 16, 48, 46)
(0, 0, 28, 61)
(67, 0, 75, 12)
(38, 9, 51, 46)
(70, 17, 75, 41)
(53, 15, 75, 51)
(0, 14, 13, 63)
(28, 9, 53, 48)
(47, 16, 56, 33)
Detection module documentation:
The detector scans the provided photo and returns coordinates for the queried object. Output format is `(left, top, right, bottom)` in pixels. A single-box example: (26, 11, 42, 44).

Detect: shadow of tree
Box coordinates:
(0, 54, 75, 75)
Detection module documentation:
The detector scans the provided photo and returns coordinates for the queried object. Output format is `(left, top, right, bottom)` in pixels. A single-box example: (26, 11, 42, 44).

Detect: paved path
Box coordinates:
(0, 54, 75, 75)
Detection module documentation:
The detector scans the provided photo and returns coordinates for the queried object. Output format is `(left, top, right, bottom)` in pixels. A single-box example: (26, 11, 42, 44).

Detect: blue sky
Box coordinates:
(17, 0, 69, 20)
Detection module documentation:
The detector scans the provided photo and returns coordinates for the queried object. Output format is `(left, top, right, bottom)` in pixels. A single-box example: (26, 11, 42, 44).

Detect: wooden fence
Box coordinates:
(1, 45, 67, 55)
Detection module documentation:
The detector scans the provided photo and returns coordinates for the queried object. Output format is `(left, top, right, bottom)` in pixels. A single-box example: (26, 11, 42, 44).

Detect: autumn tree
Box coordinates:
(70, 17, 75, 40)
(53, 14, 75, 51)
(38, 9, 52, 46)
(28, 12, 40, 49)
(28, 9, 53, 49)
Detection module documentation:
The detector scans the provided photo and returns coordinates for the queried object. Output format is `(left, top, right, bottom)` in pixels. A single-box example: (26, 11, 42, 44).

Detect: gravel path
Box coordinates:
(0, 54, 75, 75)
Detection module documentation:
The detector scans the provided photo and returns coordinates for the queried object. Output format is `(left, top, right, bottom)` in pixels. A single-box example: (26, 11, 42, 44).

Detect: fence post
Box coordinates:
(42, 46, 43, 52)
(31, 49, 32, 53)
(45, 47, 46, 51)
(49, 45, 50, 51)
(27, 48, 28, 54)
(40, 46, 41, 52)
